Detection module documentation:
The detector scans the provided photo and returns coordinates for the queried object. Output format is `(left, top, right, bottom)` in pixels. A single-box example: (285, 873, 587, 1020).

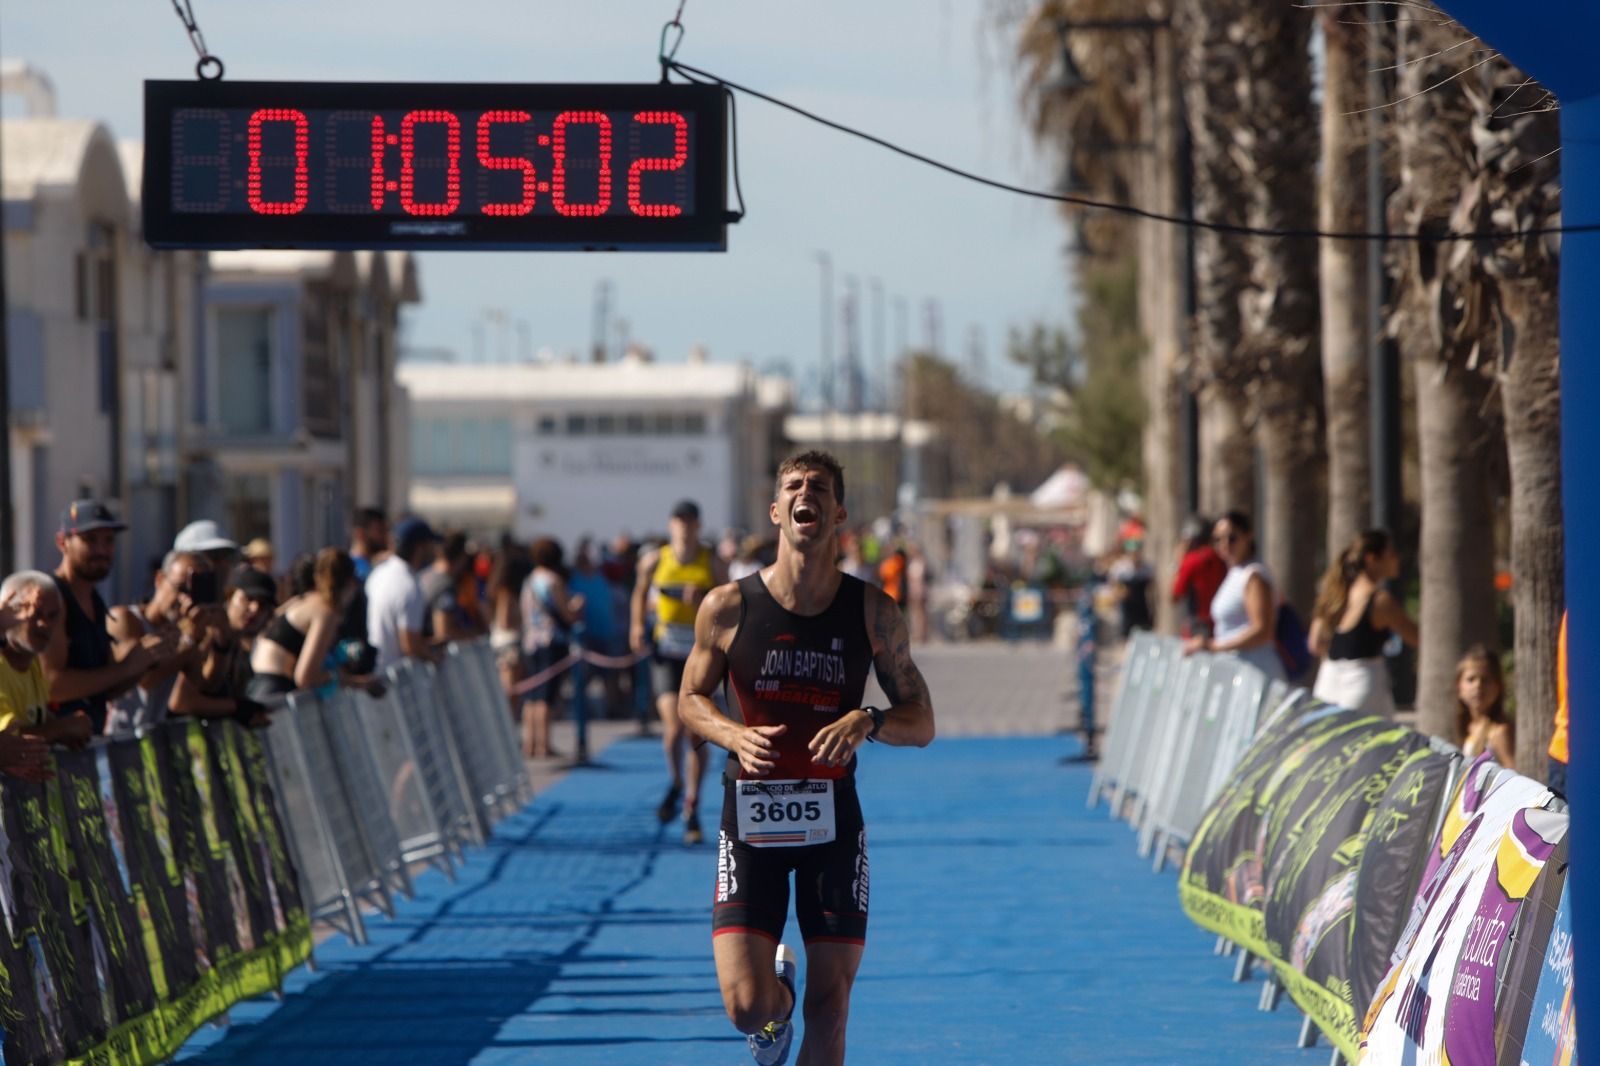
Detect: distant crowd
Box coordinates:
(0, 499, 938, 782)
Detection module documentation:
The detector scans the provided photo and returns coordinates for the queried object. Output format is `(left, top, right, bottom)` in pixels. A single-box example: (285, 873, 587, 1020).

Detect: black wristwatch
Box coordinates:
(863, 706, 886, 742)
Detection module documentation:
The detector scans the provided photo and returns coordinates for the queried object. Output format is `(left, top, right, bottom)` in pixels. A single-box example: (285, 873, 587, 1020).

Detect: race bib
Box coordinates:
(735, 780, 836, 848)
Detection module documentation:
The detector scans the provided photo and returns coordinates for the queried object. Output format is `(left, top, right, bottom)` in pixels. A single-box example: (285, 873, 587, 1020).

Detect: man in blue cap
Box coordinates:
(367, 516, 443, 672)
(45, 499, 176, 736)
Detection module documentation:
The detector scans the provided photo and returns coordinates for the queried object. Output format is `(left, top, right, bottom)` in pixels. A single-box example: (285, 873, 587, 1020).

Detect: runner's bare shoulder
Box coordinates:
(699, 581, 745, 649)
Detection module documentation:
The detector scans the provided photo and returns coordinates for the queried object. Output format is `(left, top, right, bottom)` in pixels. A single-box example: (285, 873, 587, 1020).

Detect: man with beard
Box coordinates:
(0, 572, 80, 772)
(679, 451, 936, 1066)
(45, 500, 174, 735)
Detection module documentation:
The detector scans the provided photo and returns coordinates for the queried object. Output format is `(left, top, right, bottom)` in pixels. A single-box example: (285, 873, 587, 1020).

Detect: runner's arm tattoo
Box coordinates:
(869, 592, 934, 746)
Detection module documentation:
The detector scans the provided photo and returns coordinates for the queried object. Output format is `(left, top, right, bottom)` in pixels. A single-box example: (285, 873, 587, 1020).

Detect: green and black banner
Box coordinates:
(1179, 701, 1434, 1061)
(0, 718, 309, 1066)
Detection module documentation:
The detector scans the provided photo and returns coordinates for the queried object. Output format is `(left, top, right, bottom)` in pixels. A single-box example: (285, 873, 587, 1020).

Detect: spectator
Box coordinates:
(0, 572, 85, 765)
(1456, 645, 1515, 768)
(286, 552, 317, 598)
(170, 569, 271, 724)
(1183, 511, 1284, 681)
(1548, 612, 1568, 795)
(1109, 540, 1154, 637)
(906, 541, 930, 643)
(367, 518, 441, 672)
(1171, 515, 1228, 637)
(47, 500, 173, 735)
(250, 548, 362, 701)
(488, 544, 534, 724)
(880, 547, 908, 604)
(521, 537, 583, 759)
(349, 507, 389, 581)
(226, 567, 278, 649)
(106, 550, 211, 733)
(570, 537, 624, 717)
(1308, 530, 1418, 717)
(242, 538, 276, 576)
(173, 518, 240, 574)
(422, 531, 480, 642)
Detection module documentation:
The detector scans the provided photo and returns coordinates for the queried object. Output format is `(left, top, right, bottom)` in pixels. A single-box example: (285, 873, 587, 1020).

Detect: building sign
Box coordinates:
(143, 81, 729, 250)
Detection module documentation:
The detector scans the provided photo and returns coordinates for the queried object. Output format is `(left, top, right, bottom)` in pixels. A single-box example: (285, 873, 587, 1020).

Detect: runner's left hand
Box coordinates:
(809, 710, 872, 768)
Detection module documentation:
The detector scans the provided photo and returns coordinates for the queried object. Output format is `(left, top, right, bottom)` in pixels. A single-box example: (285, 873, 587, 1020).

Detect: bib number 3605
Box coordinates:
(736, 780, 836, 848)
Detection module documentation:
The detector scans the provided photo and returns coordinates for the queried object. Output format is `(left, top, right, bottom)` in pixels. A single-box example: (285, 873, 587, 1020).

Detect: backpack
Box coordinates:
(1275, 603, 1314, 681)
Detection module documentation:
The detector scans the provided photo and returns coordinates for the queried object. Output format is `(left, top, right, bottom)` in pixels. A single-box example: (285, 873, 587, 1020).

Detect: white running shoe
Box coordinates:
(747, 943, 798, 1065)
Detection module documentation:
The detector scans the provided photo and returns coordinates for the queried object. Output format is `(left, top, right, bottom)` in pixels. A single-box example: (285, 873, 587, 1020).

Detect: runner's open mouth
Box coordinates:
(793, 503, 819, 526)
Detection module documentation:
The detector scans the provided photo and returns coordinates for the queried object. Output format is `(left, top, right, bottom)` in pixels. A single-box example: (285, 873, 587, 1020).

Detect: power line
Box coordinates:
(665, 58, 1590, 244)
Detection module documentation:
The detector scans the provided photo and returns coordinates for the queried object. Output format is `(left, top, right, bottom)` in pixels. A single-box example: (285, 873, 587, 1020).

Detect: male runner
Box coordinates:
(631, 499, 727, 845)
(680, 451, 935, 1066)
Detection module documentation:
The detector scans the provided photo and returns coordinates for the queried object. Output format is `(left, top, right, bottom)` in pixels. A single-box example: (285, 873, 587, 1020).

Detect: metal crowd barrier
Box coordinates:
(1090, 632, 1476, 1066)
(261, 638, 532, 942)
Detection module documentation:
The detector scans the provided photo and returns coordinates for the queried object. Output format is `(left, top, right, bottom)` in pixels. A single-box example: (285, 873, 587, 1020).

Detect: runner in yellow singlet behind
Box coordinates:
(631, 499, 727, 844)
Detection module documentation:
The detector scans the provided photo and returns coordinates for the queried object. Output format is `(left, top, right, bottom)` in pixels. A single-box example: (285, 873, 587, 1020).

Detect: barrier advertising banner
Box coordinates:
(1180, 701, 1433, 1060)
(0, 719, 310, 1066)
(1359, 760, 1564, 1064)
(1496, 837, 1576, 1066)
(1348, 747, 1454, 1031)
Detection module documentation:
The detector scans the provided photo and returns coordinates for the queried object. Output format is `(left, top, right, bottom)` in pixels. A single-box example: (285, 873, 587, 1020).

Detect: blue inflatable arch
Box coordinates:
(1433, 1, 1598, 1054)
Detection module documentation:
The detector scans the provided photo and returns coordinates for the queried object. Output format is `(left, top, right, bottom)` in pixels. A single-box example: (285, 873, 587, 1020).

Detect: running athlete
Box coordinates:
(631, 499, 728, 845)
(679, 451, 935, 1066)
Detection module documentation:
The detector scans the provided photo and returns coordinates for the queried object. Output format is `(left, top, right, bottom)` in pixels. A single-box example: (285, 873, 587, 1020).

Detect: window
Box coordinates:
(484, 417, 512, 475)
(537, 414, 558, 435)
(566, 413, 589, 436)
(595, 413, 616, 435)
(652, 412, 675, 435)
(624, 412, 646, 435)
(216, 307, 273, 434)
(457, 418, 484, 471)
(679, 412, 706, 435)
(224, 473, 272, 545)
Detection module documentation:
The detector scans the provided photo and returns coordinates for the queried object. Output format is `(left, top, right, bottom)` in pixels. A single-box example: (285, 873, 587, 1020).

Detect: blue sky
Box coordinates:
(3, 0, 1074, 401)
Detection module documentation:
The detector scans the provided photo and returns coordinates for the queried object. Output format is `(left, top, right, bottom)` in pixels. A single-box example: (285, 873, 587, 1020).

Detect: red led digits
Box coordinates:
(476, 110, 536, 216)
(370, 115, 390, 211)
(627, 111, 688, 218)
(551, 111, 613, 217)
(400, 110, 462, 216)
(246, 108, 309, 215)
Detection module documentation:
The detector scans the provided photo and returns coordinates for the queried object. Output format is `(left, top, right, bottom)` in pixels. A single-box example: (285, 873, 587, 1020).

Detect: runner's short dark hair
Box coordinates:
(775, 450, 845, 505)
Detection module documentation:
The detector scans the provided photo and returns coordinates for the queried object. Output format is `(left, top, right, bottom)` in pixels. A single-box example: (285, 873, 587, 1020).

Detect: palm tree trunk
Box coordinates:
(1237, 0, 1325, 614)
(1498, 276, 1564, 773)
(1317, 11, 1372, 556)
(1178, 0, 1257, 525)
(1200, 390, 1256, 513)
(1411, 358, 1499, 737)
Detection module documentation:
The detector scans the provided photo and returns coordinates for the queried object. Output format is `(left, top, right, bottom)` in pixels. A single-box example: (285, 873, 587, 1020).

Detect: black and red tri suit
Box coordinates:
(713, 571, 874, 946)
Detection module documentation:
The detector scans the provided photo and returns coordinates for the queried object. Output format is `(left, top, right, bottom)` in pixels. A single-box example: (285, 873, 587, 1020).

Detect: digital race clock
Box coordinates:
(142, 81, 730, 251)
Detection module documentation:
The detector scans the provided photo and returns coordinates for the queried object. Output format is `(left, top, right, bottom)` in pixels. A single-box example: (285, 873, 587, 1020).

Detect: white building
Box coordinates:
(4, 62, 422, 589)
(399, 351, 792, 546)
(194, 250, 419, 561)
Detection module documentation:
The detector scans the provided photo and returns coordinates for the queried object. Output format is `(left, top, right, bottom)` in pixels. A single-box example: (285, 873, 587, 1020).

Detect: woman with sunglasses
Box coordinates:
(1183, 511, 1284, 680)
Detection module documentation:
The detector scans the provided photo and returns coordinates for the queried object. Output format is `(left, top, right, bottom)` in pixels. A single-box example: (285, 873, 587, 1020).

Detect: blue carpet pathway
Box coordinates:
(177, 735, 1321, 1064)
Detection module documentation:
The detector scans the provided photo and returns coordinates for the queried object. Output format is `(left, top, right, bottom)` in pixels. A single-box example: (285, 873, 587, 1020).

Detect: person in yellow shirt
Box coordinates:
(1548, 611, 1569, 796)
(631, 500, 728, 845)
(0, 572, 79, 778)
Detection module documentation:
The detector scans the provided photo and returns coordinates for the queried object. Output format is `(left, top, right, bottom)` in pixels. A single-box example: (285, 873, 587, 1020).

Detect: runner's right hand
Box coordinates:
(629, 624, 646, 653)
(731, 724, 787, 778)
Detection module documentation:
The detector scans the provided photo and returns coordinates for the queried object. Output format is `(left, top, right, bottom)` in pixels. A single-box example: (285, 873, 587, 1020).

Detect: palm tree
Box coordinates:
(1230, 0, 1326, 615)
(1011, 0, 1187, 628)
(1467, 61, 1563, 772)
(1387, 8, 1502, 740)
(1318, 9, 1374, 557)
(1176, 0, 1257, 517)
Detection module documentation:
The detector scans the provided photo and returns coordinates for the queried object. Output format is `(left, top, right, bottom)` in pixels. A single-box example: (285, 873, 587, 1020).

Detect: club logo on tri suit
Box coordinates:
(716, 830, 738, 903)
(852, 828, 870, 912)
